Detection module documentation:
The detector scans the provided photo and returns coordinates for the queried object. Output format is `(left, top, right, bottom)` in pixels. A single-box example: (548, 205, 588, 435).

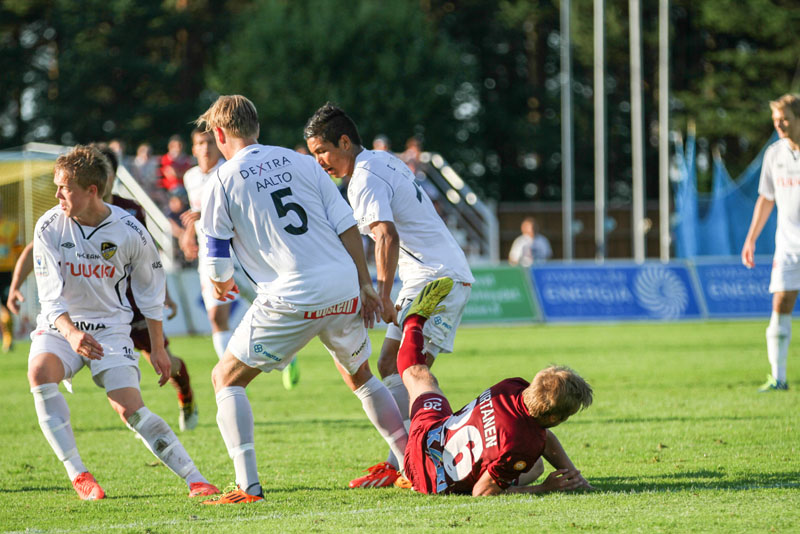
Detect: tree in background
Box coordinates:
(205, 0, 471, 177)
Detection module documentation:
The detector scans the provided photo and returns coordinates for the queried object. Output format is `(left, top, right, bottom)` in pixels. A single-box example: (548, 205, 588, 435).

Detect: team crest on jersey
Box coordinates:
(33, 254, 48, 276)
(101, 242, 117, 260)
(513, 461, 527, 471)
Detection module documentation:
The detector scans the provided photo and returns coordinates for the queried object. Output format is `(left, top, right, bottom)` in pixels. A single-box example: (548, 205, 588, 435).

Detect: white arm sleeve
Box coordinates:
(347, 171, 395, 235)
(316, 165, 357, 235)
(200, 173, 236, 281)
(34, 215, 69, 325)
(127, 221, 166, 321)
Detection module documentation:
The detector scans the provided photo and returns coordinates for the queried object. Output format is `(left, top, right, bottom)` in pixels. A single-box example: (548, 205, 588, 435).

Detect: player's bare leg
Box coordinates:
(106, 381, 218, 497)
(209, 303, 232, 359)
(28, 353, 99, 499)
(761, 289, 798, 391)
(204, 352, 264, 504)
(1, 303, 13, 352)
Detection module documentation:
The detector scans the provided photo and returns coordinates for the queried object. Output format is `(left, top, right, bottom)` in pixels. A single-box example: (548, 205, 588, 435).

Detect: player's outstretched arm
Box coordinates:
(369, 220, 400, 326)
(339, 224, 382, 328)
(741, 195, 775, 269)
(144, 317, 171, 387)
(7, 241, 33, 314)
(541, 430, 593, 490)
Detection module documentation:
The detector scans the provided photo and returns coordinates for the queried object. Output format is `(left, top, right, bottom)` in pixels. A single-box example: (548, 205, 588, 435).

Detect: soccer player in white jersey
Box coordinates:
(195, 95, 407, 504)
(742, 93, 800, 392)
(180, 128, 300, 389)
(305, 103, 475, 488)
(27, 145, 218, 500)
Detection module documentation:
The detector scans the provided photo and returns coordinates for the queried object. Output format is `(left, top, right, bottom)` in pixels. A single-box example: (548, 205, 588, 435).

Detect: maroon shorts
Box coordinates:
(129, 317, 169, 353)
(403, 392, 453, 494)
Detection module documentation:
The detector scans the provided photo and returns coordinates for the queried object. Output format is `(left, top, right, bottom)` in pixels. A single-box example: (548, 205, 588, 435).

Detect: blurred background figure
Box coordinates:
(0, 197, 22, 352)
(158, 135, 192, 197)
(508, 216, 552, 267)
(130, 142, 162, 206)
(372, 134, 391, 152)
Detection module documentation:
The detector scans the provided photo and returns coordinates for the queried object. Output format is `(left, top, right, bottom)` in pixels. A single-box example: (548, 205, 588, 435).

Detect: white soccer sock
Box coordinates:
(216, 386, 261, 496)
(766, 312, 792, 383)
(353, 376, 408, 470)
(31, 383, 87, 480)
(212, 330, 233, 360)
(382, 374, 411, 468)
(127, 407, 206, 486)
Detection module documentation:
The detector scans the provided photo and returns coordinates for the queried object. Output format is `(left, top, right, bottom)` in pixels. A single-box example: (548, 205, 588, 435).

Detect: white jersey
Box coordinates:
(758, 138, 800, 257)
(347, 149, 474, 291)
(183, 159, 224, 261)
(33, 204, 166, 329)
(201, 144, 360, 308)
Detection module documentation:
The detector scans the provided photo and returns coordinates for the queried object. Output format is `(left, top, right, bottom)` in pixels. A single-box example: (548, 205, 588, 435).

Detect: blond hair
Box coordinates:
(54, 145, 110, 197)
(522, 365, 593, 419)
(769, 94, 800, 118)
(196, 95, 260, 139)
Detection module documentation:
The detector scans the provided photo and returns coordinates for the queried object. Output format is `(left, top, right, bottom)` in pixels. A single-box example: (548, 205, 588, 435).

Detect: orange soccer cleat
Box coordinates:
(202, 485, 264, 505)
(188, 481, 220, 497)
(349, 462, 402, 488)
(72, 472, 105, 501)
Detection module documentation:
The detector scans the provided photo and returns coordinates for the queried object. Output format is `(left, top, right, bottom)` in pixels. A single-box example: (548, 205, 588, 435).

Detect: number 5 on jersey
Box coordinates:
(271, 187, 308, 235)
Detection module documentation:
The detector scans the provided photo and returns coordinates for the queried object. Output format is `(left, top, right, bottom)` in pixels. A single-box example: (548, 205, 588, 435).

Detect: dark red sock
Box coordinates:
(169, 357, 193, 406)
(397, 315, 428, 376)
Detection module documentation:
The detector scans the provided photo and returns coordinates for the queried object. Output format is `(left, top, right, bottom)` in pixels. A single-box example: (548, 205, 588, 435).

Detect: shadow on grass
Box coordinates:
(571, 414, 761, 425)
(592, 470, 800, 493)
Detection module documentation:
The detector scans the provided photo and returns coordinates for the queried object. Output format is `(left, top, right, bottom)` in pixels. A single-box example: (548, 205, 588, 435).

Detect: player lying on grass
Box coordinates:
(397, 277, 594, 495)
(26, 145, 218, 500)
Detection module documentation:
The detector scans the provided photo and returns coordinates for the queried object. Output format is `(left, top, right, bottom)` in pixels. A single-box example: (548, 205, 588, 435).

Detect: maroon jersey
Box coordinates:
(404, 378, 547, 495)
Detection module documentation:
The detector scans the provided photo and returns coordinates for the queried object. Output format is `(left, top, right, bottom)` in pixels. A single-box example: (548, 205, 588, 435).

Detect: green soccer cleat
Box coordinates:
(402, 277, 454, 326)
(179, 400, 198, 431)
(282, 358, 300, 390)
(757, 374, 788, 392)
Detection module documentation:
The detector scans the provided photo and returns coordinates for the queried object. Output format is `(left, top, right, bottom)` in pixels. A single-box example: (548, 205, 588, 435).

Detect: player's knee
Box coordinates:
(27, 354, 64, 387)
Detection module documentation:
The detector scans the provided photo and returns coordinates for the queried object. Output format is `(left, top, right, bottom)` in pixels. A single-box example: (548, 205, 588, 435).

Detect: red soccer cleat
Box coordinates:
(72, 472, 105, 500)
(188, 481, 220, 497)
(349, 462, 402, 488)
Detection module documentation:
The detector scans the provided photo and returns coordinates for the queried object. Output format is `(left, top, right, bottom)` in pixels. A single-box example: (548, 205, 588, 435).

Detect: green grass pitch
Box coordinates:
(1, 321, 798, 533)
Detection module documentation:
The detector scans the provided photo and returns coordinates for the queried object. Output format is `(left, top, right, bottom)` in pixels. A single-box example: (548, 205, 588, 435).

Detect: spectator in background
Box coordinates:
(130, 142, 162, 204)
(400, 136, 422, 173)
(108, 139, 125, 163)
(159, 135, 192, 196)
(372, 134, 391, 152)
(0, 197, 22, 352)
(509, 216, 552, 267)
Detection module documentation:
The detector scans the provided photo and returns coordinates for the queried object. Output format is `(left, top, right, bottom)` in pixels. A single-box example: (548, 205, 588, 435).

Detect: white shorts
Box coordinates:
(28, 324, 141, 391)
(199, 263, 240, 310)
(227, 294, 370, 375)
(387, 280, 471, 358)
(770, 253, 800, 293)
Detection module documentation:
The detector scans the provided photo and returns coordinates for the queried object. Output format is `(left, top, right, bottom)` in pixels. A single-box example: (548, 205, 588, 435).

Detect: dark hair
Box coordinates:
(94, 144, 118, 174)
(304, 102, 362, 146)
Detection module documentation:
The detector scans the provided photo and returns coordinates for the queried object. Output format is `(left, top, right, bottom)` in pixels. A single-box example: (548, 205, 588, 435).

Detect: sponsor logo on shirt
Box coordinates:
(125, 219, 147, 245)
(77, 252, 101, 259)
(61, 242, 75, 249)
(34, 254, 48, 277)
(152, 261, 163, 269)
(49, 321, 107, 332)
(39, 212, 58, 235)
(253, 344, 281, 362)
(66, 262, 116, 279)
(776, 176, 800, 187)
(303, 297, 359, 320)
(351, 336, 368, 359)
(237, 156, 292, 179)
(101, 242, 117, 260)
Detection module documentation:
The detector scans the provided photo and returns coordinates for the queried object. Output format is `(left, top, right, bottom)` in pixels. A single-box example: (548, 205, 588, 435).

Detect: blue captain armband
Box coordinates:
(207, 236, 231, 258)
(204, 236, 234, 281)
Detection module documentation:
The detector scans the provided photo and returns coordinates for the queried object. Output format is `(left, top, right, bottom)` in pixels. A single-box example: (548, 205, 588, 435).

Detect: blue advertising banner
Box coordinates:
(693, 258, 800, 317)
(531, 262, 703, 321)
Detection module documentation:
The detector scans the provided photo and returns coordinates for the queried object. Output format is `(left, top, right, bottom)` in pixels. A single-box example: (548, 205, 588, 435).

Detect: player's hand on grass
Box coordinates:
(67, 330, 104, 360)
(149, 346, 172, 387)
(541, 468, 593, 493)
(360, 284, 383, 329)
(6, 288, 24, 315)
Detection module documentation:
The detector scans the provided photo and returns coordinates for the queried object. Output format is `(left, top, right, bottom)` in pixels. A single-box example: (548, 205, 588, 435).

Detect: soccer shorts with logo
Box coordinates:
(29, 323, 141, 387)
(403, 392, 454, 495)
(770, 252, 800, 293)
(227, 294, 370, 374)
(386, 280, 471, 358)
